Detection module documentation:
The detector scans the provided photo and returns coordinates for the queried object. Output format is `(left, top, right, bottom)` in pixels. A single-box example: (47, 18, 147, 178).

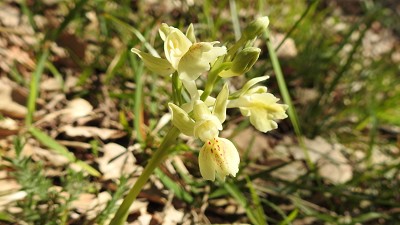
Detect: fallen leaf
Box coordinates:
(64, 98, 93, 120)
(271, 32, 298, 58)
(160, 206, 184, 225)
(72, 192, 111, 220)
(0, 78, 27, 119)
(0, 191, 27, 208)
(40, 77, 62, 91)
(0, 5, 19, 27)
(282, 136, 353, 184)
(96, 143, 139, 180)
(271, 161, 307, 182)
(60, 125, 126, 140)
(0, 117, 19, 137)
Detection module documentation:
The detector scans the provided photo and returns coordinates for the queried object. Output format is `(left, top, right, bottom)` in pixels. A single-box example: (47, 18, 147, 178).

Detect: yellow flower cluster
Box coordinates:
(132, 17, 288, 181)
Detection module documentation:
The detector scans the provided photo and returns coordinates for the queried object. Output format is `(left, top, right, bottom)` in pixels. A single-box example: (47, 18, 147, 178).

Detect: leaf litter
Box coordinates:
(0, 0, 399, 224)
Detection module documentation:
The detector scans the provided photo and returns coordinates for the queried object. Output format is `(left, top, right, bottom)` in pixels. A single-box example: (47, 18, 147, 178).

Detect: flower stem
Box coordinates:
(200, 62, 231, 101)
(109, 126, 180, 225)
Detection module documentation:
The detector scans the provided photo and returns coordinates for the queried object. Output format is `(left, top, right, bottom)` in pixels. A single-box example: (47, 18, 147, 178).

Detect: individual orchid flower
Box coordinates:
(228, 76, 288, 133)
(168, 84, 229, 141)
(131, 23, 227, 81)
(198, 137, 240, 181)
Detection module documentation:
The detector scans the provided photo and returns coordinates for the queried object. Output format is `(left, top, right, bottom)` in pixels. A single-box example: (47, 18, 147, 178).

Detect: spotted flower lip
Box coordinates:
(199, 137, 240, 181)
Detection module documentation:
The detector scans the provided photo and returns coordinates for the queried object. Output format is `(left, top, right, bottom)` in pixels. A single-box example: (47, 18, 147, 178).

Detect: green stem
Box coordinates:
(200, 62, 231, 101)
(109, 126, 180, 225)
(226, 36, 246, 61)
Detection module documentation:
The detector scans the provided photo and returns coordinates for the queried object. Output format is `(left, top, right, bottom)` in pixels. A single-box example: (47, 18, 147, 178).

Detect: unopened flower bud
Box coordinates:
(219, 47, 261, 78)
(243, 16, 269, 40)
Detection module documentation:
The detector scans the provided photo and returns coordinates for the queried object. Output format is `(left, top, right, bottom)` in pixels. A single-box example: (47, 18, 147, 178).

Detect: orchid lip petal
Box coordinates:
(199, 137, 240, 181)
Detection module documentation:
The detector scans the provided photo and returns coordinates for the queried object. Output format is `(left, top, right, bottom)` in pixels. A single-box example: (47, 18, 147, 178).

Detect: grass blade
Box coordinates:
(265, 29, 314, 169)
(29, 127, 100, 177)
(224, 182, 261, 225)
(26, 50, 49, 127)
(155, 168, 193, 203)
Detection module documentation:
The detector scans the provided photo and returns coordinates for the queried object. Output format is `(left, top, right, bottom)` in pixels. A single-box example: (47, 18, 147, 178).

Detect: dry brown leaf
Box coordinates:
(64, 98, 93, 120)
(281, 136, 353, 184)
(271, 32, 298, 58)
(160, 206, 184, 225)
(271, 161, 307, 182)
(33, 146, 70, 167)
(60, 125, 126, 140)
(57, 140, 91, 150)
(96, 143, 139, 180)
(0, 117, 19, 137)
(0, 5, 19, 27)
(72, 192, 111, 220)
(40, 77, 62, 91)
(0, 78, 27, 119)
(0, 191, 27, 210)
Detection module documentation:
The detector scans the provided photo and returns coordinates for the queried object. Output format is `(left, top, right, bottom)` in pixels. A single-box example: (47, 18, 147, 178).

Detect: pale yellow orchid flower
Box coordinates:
(132, 23, 227, 81)
(199, 137, 240, 181)
(228, 76, 288, 132)
(168, 84, 229, 142)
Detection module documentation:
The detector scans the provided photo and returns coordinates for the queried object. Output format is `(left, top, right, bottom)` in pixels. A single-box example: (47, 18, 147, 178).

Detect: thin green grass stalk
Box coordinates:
(27, 0, 88, 126)
(29, 127, 100, 177)
(278, 209, 298, 225)
(246, 177, 268, 225)
(366, 105, 378, 167)
(321, 24, 369, 105)
(105, 49, 128, 83)
(104, 14, 159, 57)
(46, 0, 88, 42)
(46, 61, 65, 91)
(265, 29, 314, 170)
(275, 0, 320, 52)
(224, 182, 262, 225)
(96, 176, 129, 225)
(109, 126, 180, 225)
(262, 198, 294, 225)
(202, 0, 216, 39)
(20, 0, 38, 31)
(313, 22, 371, 135)
(129, 53, 145, 142)
(229, 0, 241, 41)
(26, 49, 49, 127)
(154, 168, 193, 203)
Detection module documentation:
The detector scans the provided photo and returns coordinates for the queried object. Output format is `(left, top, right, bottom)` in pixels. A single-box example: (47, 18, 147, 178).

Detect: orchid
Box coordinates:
(199, 137, 240, 181)
(111, 17, 289, 225)
(168, 84, 229, 142)
(228, 76, 288, 132)
(131, 23, 227, 81)
(168, 84, 240, 181)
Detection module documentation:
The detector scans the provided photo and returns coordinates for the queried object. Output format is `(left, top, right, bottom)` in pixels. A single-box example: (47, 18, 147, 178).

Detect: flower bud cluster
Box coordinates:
(132, 17, 287, 181)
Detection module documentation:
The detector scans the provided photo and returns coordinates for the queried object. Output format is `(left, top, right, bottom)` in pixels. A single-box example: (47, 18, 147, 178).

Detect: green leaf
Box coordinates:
(29, 127, 100, 177)
(224, 182, 261, 225)
(0, 211, 14, 222)
(155, 168, 193, 203)
(278, 209, 298, 225)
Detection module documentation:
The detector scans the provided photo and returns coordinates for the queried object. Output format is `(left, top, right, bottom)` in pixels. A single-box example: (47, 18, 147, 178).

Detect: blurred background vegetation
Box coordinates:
(0, 0, 399, 224)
